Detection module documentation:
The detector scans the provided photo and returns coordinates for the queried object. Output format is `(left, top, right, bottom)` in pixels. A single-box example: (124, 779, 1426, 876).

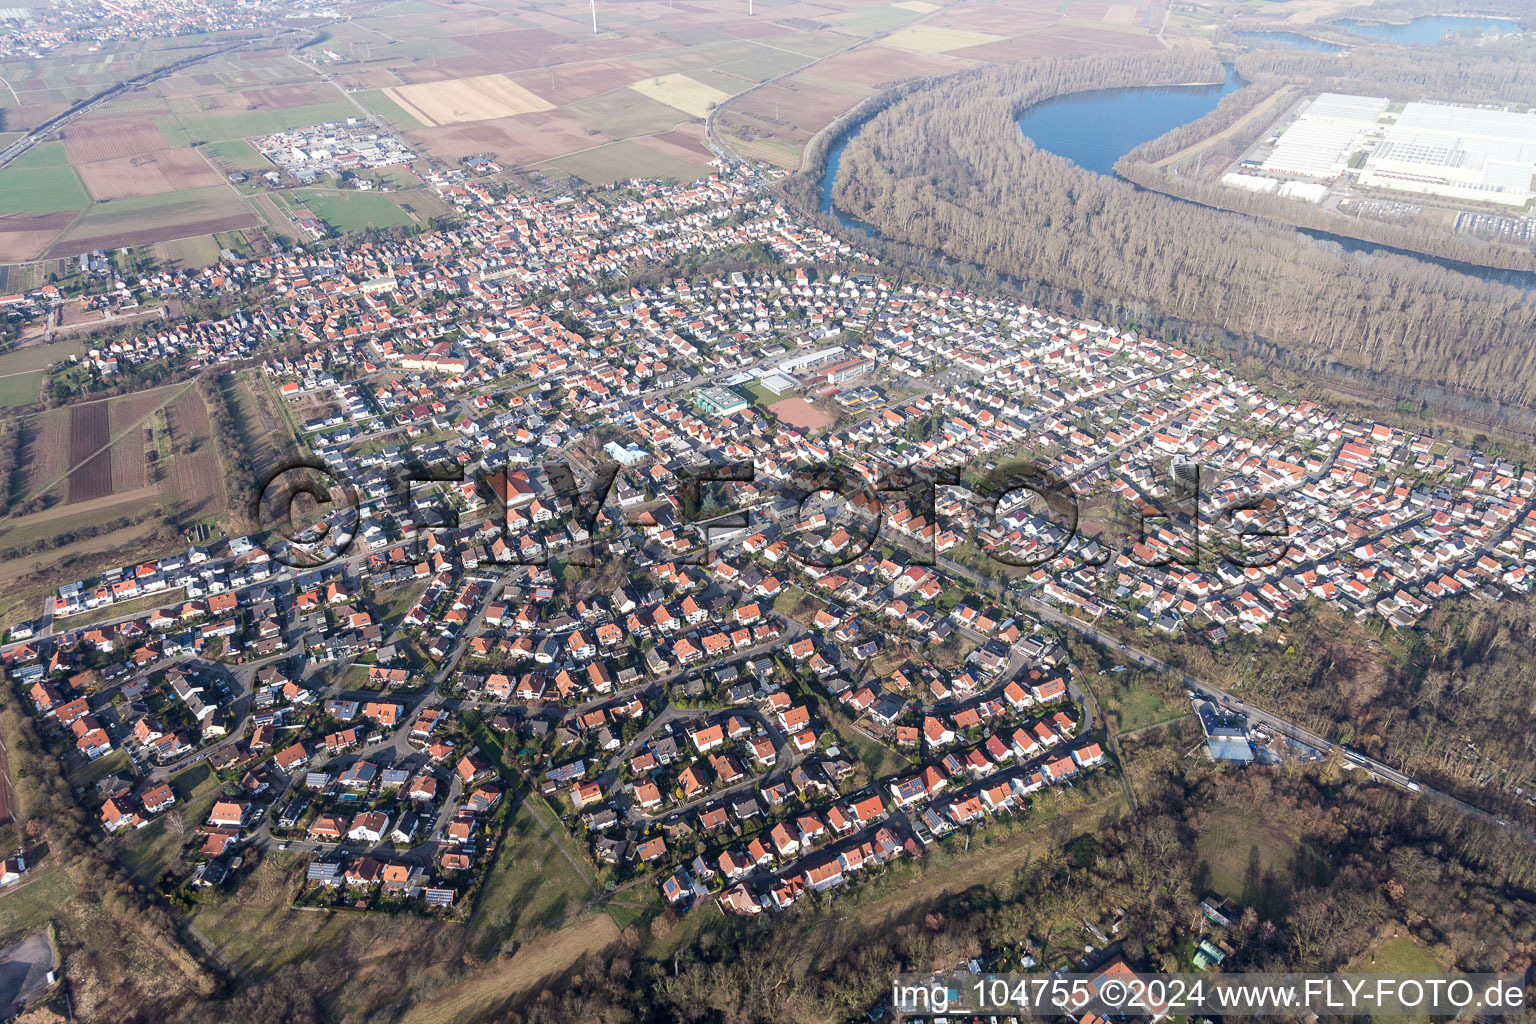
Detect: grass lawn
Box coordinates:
(69, 749, 129, 788)
(466, 794, 593, 957)
(1194, 807, 1316, 916)
(828, 706, 909, 781)
(1096, 672, 1183, 733)
(0, 162, 90, 214)
(0, 862, 73, 945)
(117, 764, 219, 883)
(602, 888, 665, 932)
(1347, 933, 1444, 974)
(295, 189, 413, 232)
(1344, 930, 1448, 1020)
(0, 370, 41, 409)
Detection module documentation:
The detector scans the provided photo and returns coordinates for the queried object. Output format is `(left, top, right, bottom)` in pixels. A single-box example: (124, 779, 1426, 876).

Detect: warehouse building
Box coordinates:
(1260, 92, 1389, 179)
(1358, 102, 1536, 207)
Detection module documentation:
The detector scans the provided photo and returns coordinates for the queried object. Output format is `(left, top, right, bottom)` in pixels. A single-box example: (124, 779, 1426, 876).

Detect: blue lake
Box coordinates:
(1234, 30, 1345, 52)
(820, 65, 1243, 227)
(1011, 65, 1242, 176)
(1334, 14, 1517, 44)
(816, 63, 1534, 288)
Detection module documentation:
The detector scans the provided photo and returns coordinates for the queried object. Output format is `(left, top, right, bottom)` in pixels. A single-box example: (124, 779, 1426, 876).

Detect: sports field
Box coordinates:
(295, 190, 415, 232)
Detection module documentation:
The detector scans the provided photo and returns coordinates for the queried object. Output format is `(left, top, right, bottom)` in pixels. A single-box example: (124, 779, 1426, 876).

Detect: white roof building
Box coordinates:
(1260, 93, 1389, 180)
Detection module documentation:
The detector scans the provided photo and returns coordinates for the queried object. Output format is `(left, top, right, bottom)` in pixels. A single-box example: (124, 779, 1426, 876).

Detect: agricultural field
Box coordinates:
(0, 212, 80, 263)
(66, 400, 111, 503)
(549, 134, 713, 184)
(713, 0, 1165, 166)
(60, 117, 173, 163)
(385, 73, 554, 126)
(0, 338, 86, 378)
(75, 148, 224, 201)
(0, 381, 226, 623)
(628, 73, 731, 118)
(197, 137, 272, 174)
(162, 387, 227, 527)
(150, 233, 224, 270)
(44, 187, 257, 258)
(879, 24, 1008, 52)
(0, 143, 90, 215)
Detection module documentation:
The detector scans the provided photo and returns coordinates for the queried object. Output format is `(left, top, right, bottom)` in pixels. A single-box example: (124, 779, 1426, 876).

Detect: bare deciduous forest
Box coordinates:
(827, 47, 1536, 423)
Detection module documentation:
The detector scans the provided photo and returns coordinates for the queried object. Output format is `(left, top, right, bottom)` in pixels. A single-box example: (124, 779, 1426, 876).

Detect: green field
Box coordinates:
(0, 370, 42, 409)
(1096, 670, 1183, 733)
(0, 338, 86, 376)
(0, 161, 90, 214)
(0, 863, 73, 945)
(6, 142, 69, 170)
(295, 189, 414, 232)
(153, 232, 223, 268)
(467, 794, 593, 957)
(62, 186, 243, 236)
(157, 110, 282, 144)
(354, 90, 424, 129)
(821, 5, 922, 34)
(1194, 807, 1313, 917)
(272, 101, 362, 130)
(1348, 934, 1444, 974)
(716, 51, 815, 81)
(200, 137, 271, 173)
(563, 89, 698, 137)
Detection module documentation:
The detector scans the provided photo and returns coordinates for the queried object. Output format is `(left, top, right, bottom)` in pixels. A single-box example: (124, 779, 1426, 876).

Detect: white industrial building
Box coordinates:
(1260, 92, 1390, 179)
(1219, 172, 1278, 193)
(776, 345, 845, 375)
(1358, 102, 1536, 207)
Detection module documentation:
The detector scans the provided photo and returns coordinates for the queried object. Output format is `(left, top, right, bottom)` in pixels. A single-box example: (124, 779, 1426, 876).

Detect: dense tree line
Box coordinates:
(829, 49, 1536, 416)
(1236, 35, 1536, 107)
(0, 417, 17, 518)
(482, 758, 1536, 1024)
(197, 368, 256, 528)
(0, 689, 218, 1022)
(1213, 599, 1536, 826)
